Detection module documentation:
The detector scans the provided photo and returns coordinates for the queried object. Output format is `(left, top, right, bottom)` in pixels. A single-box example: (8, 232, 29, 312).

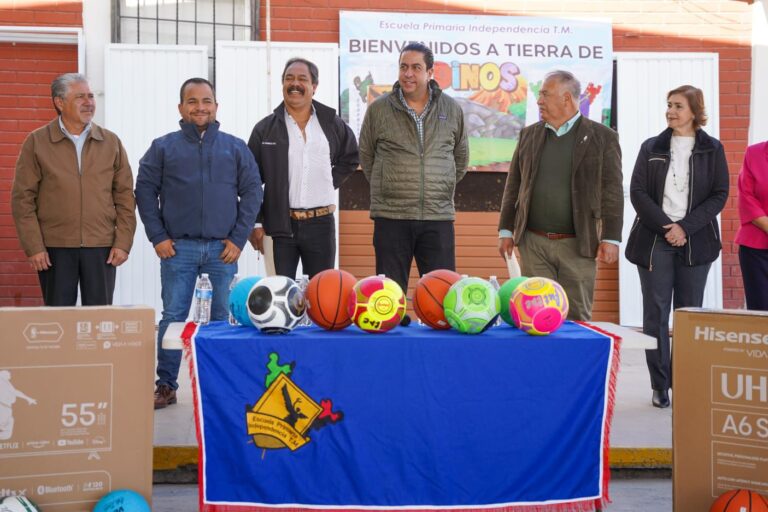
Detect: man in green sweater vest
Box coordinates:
(497, 70, 623, 321)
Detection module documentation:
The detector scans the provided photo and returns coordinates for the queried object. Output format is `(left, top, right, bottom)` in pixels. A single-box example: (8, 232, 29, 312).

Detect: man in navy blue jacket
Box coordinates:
(136, 78, 263, 409)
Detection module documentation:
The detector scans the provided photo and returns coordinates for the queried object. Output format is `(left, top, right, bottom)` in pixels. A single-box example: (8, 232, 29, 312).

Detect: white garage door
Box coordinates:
(616, 52, 722, 327)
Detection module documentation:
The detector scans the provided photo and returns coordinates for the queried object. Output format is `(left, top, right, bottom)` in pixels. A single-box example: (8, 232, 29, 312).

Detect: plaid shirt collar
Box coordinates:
(397, 84, 433, 145)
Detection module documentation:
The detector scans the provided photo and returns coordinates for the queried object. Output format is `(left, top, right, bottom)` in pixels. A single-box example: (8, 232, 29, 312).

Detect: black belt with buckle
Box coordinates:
(289, 205, 336, 220)
(528, 228, 576, 240)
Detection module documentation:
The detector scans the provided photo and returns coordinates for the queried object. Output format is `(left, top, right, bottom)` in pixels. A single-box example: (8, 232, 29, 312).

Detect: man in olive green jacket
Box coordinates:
(498, 70, 623, 321)
(12, 73, 136, 306)
(359, 43, 468, 306)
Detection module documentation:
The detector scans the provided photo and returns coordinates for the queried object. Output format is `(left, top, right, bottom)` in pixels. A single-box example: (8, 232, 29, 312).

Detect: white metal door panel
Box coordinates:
(105, 44, 208, 318)
(616, 52, 722, 327)
(215, 41, 341, 279)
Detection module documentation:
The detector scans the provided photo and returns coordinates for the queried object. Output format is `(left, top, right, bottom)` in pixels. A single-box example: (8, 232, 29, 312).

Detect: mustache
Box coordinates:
(287, 85, 305, 94)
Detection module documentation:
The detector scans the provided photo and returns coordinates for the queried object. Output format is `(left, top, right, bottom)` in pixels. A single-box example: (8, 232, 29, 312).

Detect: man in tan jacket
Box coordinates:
(12, 73, 136, 306)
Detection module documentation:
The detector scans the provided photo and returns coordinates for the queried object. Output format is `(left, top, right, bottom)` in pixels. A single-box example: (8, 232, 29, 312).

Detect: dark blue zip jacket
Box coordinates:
(136, 120, 263, 249)
(625, 127, 729, 269)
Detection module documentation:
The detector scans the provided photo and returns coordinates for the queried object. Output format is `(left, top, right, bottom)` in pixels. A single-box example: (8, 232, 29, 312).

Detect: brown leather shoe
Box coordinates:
(154, 384, 177, 410)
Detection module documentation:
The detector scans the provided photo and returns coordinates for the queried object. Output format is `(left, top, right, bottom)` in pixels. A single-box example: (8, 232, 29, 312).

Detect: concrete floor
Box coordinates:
(151, 479, 673, 512)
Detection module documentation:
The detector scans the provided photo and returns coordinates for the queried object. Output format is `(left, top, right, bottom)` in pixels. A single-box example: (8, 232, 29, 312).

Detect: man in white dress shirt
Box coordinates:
(247, 58, 359, 278)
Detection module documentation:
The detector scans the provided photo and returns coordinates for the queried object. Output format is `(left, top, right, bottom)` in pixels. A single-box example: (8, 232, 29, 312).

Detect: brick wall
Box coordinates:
(0, 2, 82, 306)
(261, 0, 752, 316)
(0, 1, 83, 27)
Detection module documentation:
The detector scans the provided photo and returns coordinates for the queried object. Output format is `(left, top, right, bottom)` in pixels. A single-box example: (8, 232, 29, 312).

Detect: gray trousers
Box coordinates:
(637, 241, 711, 391)
(517, 231, 597, 321)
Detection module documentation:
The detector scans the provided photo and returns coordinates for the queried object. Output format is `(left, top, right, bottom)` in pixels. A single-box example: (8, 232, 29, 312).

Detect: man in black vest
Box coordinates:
(247, 58, 359, 278)
(497, 70, 623, 321)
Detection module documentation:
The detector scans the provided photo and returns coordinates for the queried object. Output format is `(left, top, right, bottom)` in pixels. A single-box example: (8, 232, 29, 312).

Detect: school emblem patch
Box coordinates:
(245, 352, 343, 451)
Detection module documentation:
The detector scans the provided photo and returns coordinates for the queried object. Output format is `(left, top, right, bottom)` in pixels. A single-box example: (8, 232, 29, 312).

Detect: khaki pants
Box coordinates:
(517, 231, 597, 321)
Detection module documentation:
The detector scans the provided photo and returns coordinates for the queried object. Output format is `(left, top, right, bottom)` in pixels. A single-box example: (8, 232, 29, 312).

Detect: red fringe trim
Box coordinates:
(200, 501, 600, 512)
(198, 501, 606, 512)
(576, 321, 623, 512)
(179, 322, 206, 512)
(192, 322, 621, 512)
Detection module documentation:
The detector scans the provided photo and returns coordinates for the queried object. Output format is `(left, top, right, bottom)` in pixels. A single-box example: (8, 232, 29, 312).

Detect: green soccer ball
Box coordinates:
(498, 276, 529, 326)
(443, 277, 500, 334)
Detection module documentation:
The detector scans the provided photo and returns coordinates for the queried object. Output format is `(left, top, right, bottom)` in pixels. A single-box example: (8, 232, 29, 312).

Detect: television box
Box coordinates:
(0, 306, 155, 511)
(673, 308, 768, 511)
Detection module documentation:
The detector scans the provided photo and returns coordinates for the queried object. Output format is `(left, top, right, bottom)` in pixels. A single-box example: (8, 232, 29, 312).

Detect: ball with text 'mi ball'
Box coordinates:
(710, 489, 768, 512)
(0, 496, 41, 512)
(443, 277, 500, 334)
(93, 489, 151, 512)
(413, 269, 462, 329)
(348, 275, 406, 333)
(305, 269, 357, 330)
(510, 277, 569, 336)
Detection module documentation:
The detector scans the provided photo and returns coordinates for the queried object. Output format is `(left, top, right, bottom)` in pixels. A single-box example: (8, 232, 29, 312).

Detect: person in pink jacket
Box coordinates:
(736, 141, 768, 310)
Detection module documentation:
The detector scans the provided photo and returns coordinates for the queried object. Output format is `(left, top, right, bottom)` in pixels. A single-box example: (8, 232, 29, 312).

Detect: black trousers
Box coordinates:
(273, 214, 336, 279)
(373, 218, 456, 296)
(38, 247, 116, 306)
(637, 241, 710, 392)
(739, 245, 768, 310)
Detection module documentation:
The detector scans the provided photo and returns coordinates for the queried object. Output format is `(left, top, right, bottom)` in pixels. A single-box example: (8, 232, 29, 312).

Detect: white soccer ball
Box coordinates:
(0, 496, 41, 512)
(246, 276, 305, 334)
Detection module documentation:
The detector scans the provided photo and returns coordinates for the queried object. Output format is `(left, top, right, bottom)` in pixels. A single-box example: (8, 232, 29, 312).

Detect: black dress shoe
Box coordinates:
(400, 314, 411, 327)
(652, 389, 670, 408)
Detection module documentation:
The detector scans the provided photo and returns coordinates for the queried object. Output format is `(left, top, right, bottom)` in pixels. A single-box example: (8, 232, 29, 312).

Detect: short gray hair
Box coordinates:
(544, 70, 581, 104)
(51, 73, 88, 113)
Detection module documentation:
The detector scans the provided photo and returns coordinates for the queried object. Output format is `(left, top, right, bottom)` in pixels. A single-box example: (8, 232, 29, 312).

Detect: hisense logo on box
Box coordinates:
(694, 326, 768, 346)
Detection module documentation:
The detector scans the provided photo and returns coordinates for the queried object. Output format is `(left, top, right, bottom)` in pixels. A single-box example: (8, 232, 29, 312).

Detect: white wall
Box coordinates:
(82, 0, 111, 126)
(751, 0, 768, 144)
(106, 42, 340, 318)
(106, 45, 209, 315)
(616, 53, 722, 327)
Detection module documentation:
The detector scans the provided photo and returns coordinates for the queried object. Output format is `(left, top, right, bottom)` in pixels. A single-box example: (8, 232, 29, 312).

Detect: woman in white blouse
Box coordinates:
(624, 85, 729, 409)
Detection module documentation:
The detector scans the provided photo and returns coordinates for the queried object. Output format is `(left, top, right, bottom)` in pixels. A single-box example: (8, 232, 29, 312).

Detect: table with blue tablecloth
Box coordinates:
(182, 321, 619, 512)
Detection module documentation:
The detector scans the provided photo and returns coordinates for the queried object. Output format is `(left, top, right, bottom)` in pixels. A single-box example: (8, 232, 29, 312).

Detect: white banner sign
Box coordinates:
(340, 11, 614, 171)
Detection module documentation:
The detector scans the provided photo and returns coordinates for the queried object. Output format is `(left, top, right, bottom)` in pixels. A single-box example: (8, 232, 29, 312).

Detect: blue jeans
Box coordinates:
(156, 239, 236, 389)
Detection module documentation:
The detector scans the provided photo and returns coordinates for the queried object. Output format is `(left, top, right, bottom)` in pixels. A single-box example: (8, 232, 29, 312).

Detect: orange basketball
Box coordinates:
(305, 269, 357, 330)
(711, 489, 768, 512)
(413, 269, 462, 329)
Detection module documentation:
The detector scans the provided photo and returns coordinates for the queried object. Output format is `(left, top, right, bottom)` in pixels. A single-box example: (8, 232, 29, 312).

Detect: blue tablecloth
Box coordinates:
(187, 321, 616, 512)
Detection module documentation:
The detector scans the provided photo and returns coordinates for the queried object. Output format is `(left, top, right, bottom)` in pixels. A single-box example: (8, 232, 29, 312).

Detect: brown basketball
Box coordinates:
(413, 269, 462, 329)
(305, 269, 357, 330)
(711, 489, 768, 512)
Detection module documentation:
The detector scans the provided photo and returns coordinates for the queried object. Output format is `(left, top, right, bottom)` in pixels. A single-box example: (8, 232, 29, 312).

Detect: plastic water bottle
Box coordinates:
(489, 275, 502, 326)
(193, 273, 213, 325)
(227, 273, 240, 326)
(297, 274, 311, 326)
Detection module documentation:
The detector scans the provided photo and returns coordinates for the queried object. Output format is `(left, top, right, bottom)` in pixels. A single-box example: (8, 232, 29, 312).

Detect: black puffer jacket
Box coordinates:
(625, 127, 729, 269)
